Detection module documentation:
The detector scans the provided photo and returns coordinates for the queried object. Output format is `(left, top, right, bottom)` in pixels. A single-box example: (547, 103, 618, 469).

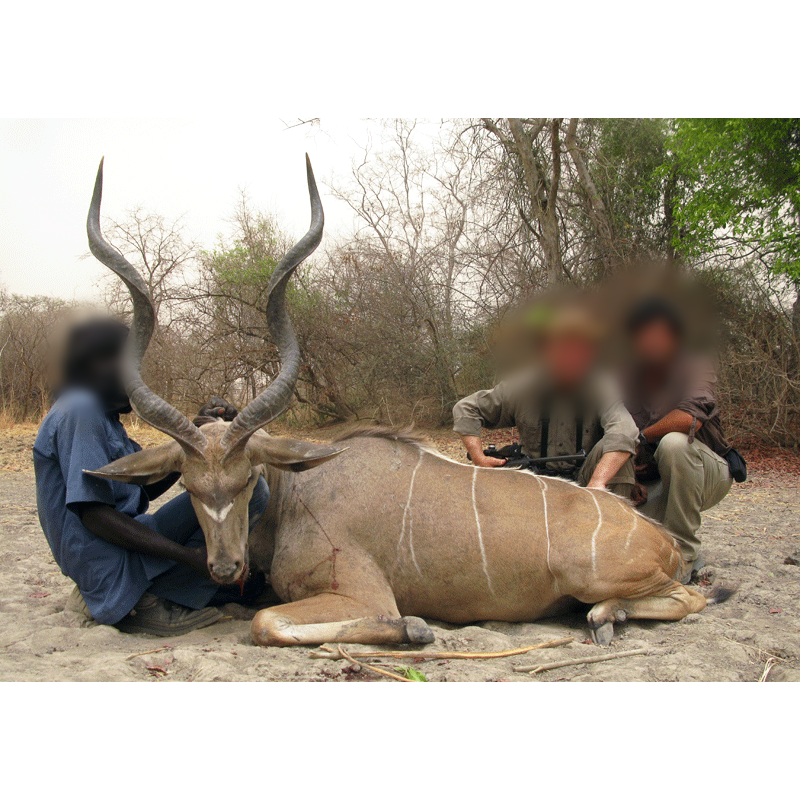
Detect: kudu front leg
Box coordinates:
(251, 594, 434, 647)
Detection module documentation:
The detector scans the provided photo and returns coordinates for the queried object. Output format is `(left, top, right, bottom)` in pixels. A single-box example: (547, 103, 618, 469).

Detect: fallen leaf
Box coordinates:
(395, 665, 428, 682)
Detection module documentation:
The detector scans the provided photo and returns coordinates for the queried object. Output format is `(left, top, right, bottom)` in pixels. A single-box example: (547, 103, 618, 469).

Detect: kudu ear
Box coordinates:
(245, 433, 347, 472)
(83, 441, 185, 485)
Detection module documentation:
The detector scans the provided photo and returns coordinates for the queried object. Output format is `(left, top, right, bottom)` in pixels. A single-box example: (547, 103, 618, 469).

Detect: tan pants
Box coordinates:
(577, 440, 636, 500)
(637, 432, 732, 564)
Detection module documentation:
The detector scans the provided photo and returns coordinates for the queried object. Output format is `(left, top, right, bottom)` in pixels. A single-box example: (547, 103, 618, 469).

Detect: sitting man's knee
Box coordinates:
(656, 431, 690, 461)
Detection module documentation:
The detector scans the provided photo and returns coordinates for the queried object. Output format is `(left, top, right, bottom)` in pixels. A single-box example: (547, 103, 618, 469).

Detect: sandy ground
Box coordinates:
(1, 421, 799, 682)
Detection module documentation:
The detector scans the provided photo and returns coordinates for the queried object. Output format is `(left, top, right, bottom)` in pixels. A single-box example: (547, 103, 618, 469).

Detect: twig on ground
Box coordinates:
(336, 645, 413, 682)
(311, 636, 574, 661)
(723, 635, 788, 662)
(513, 647, 649, 674)
(125, 646, 172, 661)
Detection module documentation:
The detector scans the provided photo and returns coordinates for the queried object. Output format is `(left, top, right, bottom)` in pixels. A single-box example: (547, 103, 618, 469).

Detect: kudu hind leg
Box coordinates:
(587, 580, 708, 646)
(251, 594, 434, 647)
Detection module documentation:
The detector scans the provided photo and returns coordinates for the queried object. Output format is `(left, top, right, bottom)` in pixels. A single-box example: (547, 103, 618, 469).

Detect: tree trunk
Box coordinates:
(565, 118, 616, 274)
(506, 118, 565, 286)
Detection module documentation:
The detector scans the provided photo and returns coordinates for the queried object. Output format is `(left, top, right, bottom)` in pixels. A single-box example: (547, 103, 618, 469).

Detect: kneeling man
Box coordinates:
(623, 298, 735, 580)
(453, 304, 639, 498)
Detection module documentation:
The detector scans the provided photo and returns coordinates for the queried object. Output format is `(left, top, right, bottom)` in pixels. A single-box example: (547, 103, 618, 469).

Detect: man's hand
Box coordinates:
(473, 453, 508, 468)
(196, 396, 238, 423)
(185, 546, 212, 579)
(461, 435, 506, 467)
(631, 482, 648, 507)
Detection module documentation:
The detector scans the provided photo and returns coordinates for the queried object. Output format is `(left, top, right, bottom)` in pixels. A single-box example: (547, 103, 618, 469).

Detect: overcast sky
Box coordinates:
(0, 118, 384, 303)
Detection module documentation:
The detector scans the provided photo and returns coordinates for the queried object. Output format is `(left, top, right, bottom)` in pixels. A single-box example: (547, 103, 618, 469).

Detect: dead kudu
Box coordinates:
(86, 157, 726, 647)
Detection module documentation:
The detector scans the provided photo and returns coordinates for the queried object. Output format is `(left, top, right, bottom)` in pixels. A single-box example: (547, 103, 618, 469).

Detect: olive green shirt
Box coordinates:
(453, 367, 638, 461)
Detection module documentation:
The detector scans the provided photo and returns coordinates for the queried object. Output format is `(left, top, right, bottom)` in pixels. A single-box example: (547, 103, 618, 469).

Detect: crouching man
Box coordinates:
(33, 319, 268, 636)
(623, 298, 738, 581)
(453, 303, 639, 498)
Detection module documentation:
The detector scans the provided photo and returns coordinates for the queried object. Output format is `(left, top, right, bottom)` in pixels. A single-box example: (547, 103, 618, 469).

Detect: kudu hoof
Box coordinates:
(589, 620, 615, 646)
(403, 616, 435, 644)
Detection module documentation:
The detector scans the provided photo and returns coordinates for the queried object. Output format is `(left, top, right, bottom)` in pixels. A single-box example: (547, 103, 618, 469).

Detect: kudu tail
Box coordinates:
(705, 582, 737, 605)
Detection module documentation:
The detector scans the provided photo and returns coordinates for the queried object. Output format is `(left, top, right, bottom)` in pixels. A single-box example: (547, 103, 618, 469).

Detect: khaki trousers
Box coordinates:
(637, 432, 732, 564)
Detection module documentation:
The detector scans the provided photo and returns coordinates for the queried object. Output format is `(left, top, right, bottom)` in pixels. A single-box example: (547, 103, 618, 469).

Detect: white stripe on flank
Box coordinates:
(201, 502, 234, 523)
(471, 468, 495, 594)
(581, 487, 604, 577)
(535, 475, 559, 593)
(398, 450, 424, 575)
(623, 508, 638, 552)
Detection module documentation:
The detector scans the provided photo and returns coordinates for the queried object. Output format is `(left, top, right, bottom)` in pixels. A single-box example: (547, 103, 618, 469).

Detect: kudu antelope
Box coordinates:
(87, 157, 726, 648)
(84, 156, 346, 586)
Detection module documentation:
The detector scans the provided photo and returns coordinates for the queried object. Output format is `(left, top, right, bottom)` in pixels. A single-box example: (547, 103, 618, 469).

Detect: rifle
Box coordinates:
(468, 442, 587, 475)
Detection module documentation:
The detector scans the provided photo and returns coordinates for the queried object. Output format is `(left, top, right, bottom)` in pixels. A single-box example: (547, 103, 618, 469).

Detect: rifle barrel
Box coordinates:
(526, 449, 586, 466)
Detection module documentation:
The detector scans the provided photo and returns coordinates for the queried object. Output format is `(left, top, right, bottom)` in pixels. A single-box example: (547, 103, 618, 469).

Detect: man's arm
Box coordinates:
(590, 374, 638, 490)
(641, 408, 700, 442)
(586, 451, 631, 490)
(78, 503, 210, 577)
(453, 382, 517, 468)
(643, 359, 719, 442)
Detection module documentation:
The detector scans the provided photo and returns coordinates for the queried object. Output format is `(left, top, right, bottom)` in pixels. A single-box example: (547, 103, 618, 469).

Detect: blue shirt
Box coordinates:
(33, 388, 154, 624)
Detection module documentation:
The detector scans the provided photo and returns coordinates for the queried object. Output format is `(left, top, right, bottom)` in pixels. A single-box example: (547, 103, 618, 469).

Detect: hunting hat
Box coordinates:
(525, 301, 604, 342)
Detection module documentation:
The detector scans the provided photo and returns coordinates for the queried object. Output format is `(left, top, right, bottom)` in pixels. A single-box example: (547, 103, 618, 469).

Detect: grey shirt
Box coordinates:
(453, 367, 638, 460)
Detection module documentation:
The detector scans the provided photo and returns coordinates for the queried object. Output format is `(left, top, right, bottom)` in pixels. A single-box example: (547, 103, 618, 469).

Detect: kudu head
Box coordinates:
(83, 156, 345, 584)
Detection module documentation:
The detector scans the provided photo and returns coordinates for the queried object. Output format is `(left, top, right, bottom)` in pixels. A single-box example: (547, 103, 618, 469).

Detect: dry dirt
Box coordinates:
(1, 421, 799, 682)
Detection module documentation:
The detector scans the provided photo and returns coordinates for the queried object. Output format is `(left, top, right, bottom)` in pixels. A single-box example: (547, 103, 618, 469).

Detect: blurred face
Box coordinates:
(632, 319, 680, 366)
(87, 352, 129, 410)
(542, 334, 597, 389)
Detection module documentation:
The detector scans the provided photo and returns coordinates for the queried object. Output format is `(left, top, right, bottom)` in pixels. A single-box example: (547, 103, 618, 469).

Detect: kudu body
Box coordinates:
(87, 157, 718, 647)
(249, 430, 713, 647)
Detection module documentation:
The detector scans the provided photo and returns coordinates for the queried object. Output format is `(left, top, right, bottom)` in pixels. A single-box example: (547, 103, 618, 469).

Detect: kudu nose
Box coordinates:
(209, 560, 243, 584)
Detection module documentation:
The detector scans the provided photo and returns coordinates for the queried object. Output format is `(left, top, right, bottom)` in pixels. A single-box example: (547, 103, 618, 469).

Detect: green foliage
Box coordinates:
(594, 118, 670, 235)
(669, 118, 800, 278)
(395, 665, 428, 682)
(205, 241, 278, 289)
(201, 211, 317, 312)
(201, 211, 281, 296)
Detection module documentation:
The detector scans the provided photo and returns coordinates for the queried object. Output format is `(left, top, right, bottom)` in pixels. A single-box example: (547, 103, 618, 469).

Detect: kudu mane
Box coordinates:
(334, 425, 431, 450)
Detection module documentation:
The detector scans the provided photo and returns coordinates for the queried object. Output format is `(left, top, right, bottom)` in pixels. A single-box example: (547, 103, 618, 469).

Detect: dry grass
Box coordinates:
(0, 410, 44, 431)
(0, 417, 173, 474)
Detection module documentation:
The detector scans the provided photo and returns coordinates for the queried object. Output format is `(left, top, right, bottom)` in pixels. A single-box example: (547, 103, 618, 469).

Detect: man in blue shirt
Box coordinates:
(34, 319, 269, 636)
